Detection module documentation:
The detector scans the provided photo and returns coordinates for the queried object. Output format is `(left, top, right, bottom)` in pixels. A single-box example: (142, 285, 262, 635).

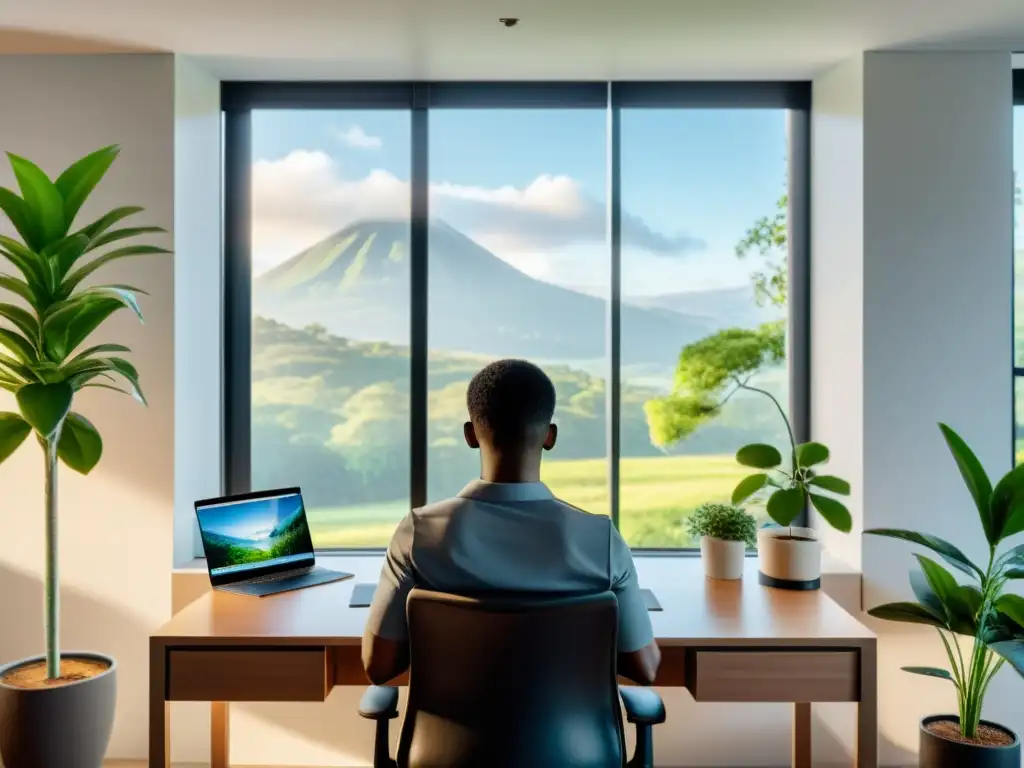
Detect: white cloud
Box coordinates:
(251, 149, 705, 275)
(333, 125, 382, 150)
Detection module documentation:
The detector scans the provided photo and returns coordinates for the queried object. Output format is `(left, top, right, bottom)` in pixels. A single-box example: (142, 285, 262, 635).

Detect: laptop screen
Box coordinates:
(195, 489, 315, 581)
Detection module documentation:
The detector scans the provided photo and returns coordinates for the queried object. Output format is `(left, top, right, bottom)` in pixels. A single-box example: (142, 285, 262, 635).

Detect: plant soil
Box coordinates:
(925, 719, 1016, 747)
(0, 658, 110, 690)
(776, 535, 816, 542)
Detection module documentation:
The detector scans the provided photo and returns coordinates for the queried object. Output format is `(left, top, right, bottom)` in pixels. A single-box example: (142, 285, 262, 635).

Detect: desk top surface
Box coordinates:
(153, 558, 873, 648)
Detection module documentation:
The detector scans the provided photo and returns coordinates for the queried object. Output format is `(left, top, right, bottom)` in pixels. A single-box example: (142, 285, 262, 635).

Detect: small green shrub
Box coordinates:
(686, 503, 757, 548)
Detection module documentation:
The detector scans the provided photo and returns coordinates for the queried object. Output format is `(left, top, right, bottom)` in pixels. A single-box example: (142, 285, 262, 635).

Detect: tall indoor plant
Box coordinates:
(0, 145, 167, 767)
(867, 423, 1024, 767)
(646, 326, 852, 588)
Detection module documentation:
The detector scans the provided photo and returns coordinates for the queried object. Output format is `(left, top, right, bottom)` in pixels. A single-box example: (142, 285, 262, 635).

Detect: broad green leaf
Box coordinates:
(0, 302, 39, 340)
(75, 205, 142, 241)
(939, 423, 995, 545)
(997, 543, 1024, 569)
(766, 486, 804, 527)
(959, 584, 984, 618)
(809, 493, 852, 532)
(901, 666, 954, 681)
(7, 152, 66, 244)
(54, 145, 119, 227)
(808, 475, 850, 495)
(909, 570, 946, 621)
(997, 594, 1024, 630)
(732, 473, 768, 504)
(67, 343, 131, 365)
(864, 528, 983, 579)
(0, 327, 37, 363)
(54, 286, 143, 323)
(1005, 567, 1024, 579)
(0, 351, 32, 382)
(990, 640, 1024, 679)
(0, 375, 20, 392)
(0, 187, 41, 249)
(15, 381, 72, 436)
(796, 441, 829, 467)
(61, 245, 169, 295)
(106, 357, 146, 405)
(0, 235, 46, 288)
(990, 463, 1024, 543)
(0, 412, 31, 463)
(915, 555, 974, 634)
(43, 297, 125, 361)
(868, 601, 945, 627)
(49, 233, 90, 281)
(736, 443, 782, 469)
(57, 411, 102, 474)
(0, 274, 38, 307)
(85, 225, 165, 253)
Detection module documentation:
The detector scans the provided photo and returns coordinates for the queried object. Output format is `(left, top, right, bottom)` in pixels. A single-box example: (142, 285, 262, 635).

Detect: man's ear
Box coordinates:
(543, 423, 557, 451)
(463, 421, 480, 449)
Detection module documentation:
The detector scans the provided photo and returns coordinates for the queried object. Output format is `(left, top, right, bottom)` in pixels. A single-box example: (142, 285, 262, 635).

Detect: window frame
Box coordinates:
(220, 81, 812, 553)
(1012, 70, 1024, 464)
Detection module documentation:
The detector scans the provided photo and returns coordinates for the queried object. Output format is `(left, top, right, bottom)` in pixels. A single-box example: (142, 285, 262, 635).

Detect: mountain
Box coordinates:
(626, 286, 781, 331)
(254, 219, 712, 366)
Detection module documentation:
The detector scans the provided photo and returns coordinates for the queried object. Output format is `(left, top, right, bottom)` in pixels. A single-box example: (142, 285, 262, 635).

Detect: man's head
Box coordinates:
(464, 359, 557, 459)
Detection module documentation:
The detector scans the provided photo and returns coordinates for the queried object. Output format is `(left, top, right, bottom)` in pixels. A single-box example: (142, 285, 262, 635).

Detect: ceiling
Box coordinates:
(0, 0, 1023, 80)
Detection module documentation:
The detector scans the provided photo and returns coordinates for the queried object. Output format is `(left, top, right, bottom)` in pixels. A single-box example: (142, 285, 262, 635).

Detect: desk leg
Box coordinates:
(149, 640, 169, 768)
(857, 642, 878, 768)
(212, 701, 230, 768)
(792, 702, 811, 768)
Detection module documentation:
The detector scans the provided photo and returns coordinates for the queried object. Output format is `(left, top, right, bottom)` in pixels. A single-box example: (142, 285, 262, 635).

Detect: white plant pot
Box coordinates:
(757, 526, 821, 590)
(700, 536, 746, 580)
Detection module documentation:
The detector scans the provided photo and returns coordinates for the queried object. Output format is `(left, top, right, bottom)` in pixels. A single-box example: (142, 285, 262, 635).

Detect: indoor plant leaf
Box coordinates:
(991, 640, 1024, 678)
(51, 286, 144, 323)
(0, 412, 32, 464)
(901, 666, 954, 682)
(0, 327, 38, 363)
(809, 493, 852, 532)
(0, 302, 40, 341)
(868, 601, 946, 627)
(988, 462, 1024, 543)
(795, 441, 829, 467)
(0, 234, 47, 288)
(0, 350, 33, 382)
(766, 486, 804, 527)
(85, 225, 166, 253)
(915, 555, 975, 634)
(66, 343, 131, 364)
(863, 528, 983, 580)
(60, 244, 170, 296)
(997, 594, 1024, 630)
(48, 233, 91, 281)
(43, 297, 126, 361)
(0, 186, 42, 249)
(939, 422, 996, 545)
(0, 274, 38, 307)
(75, 205, 143, 241)
(731, 473, 768, 504)
(15, 381, 72, 437)
(54, 145, 119, 227)
(105, 357, 146, 405)
(7, 152, 66, 244)
(57, 412, 102, 474)
(736, 443, 782, 469)
(807, 475, 850, 495)
(909, 570, 946, 621)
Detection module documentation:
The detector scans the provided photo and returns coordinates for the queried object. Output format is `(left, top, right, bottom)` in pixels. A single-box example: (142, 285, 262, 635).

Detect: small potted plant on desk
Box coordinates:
(866, 423, 1024, 768)
(645, 327, 852, 590)
(0, 146, 167, 767)
(687, 502, 757, 580)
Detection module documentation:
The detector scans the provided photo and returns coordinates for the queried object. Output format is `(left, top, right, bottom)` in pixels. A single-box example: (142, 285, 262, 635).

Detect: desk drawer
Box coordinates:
(688, 650, 858, 702)
(168, 649, 329, 702)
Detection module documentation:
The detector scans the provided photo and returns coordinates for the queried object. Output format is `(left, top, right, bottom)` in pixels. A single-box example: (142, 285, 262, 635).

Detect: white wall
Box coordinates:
(0, 54, 175, 760)
(813, 50, 1018, 763)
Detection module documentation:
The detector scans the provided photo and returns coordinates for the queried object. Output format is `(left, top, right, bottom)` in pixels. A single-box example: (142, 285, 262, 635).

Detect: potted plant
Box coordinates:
(0, 146, 167, 767)
(645, 327, 852, 590)
(865, 423, 1024, 768)
(686, 502, 757, 580)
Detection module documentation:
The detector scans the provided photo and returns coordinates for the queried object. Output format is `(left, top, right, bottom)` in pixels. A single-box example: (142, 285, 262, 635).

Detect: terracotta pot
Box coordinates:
(0, 651, 117, 768)
(919, 715, 1020, 768)
(700, 535, 745, 580)
(757, 526, 821, 590)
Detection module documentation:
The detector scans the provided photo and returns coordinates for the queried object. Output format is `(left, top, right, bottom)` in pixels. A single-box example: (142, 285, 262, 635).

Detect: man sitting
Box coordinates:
(362, 358, 661, 685)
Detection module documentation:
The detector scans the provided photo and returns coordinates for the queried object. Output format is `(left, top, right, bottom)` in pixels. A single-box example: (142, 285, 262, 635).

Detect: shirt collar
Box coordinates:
(457, 479, 554, 503)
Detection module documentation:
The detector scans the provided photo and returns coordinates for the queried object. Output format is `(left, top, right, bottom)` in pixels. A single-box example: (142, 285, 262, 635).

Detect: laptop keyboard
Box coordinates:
(244, 567, 310, 585)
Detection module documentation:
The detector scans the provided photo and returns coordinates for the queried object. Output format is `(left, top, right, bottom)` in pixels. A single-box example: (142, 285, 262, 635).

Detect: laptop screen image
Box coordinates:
(195, 489, 315, 583)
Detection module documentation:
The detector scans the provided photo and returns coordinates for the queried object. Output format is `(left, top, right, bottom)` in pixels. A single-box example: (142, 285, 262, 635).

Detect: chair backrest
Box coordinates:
(396, 588, 625, 768)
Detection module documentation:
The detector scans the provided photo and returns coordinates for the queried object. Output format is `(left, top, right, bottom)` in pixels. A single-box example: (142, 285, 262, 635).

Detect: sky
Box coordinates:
(197, 493, 302, 541)
(250, 107, 788, 297)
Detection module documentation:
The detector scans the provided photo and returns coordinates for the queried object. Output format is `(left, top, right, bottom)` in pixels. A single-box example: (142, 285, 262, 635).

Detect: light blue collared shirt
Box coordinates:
(365, 479, 654, 653)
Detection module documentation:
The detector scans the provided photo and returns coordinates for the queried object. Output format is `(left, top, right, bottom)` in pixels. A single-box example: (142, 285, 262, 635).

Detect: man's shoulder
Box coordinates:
(552, 498, 614, 527)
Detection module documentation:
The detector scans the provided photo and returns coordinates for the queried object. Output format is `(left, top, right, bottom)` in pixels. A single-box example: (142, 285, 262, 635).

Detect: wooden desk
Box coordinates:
(150, 560, 876, 768)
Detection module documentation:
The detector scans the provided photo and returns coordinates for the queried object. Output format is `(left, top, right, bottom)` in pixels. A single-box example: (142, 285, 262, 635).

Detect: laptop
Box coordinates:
(194, 487, 353, 597)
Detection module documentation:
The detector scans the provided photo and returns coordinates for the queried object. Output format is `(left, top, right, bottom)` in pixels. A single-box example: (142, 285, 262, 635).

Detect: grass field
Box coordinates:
(307, 453, 761, 549)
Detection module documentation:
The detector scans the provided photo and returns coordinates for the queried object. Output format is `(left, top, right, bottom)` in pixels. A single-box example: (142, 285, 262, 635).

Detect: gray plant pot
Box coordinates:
(0, 651, 117, 768)
(919, 714, 1021, 768)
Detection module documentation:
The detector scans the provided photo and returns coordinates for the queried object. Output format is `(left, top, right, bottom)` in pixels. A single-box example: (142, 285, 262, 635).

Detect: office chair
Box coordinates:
(358, 589, 666, 768)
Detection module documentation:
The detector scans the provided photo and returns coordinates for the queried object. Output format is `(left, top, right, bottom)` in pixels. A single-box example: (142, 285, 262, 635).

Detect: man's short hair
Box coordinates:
(467, 359, 556, 445)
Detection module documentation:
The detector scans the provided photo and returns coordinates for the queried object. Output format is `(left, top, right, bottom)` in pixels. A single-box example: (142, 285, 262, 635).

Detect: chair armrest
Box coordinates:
(618, 685, 666, 725)
(358, 686, 399, 720)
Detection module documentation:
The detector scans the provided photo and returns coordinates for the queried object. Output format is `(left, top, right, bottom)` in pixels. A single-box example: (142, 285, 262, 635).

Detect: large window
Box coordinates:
(1015, 73, 1024, 462)
(224, 83, 809, 551)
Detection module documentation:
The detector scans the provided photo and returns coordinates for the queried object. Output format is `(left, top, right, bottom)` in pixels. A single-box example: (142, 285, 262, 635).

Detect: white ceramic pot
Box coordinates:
(700, 535, 746, 580)
(757, 526, 821, 589)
